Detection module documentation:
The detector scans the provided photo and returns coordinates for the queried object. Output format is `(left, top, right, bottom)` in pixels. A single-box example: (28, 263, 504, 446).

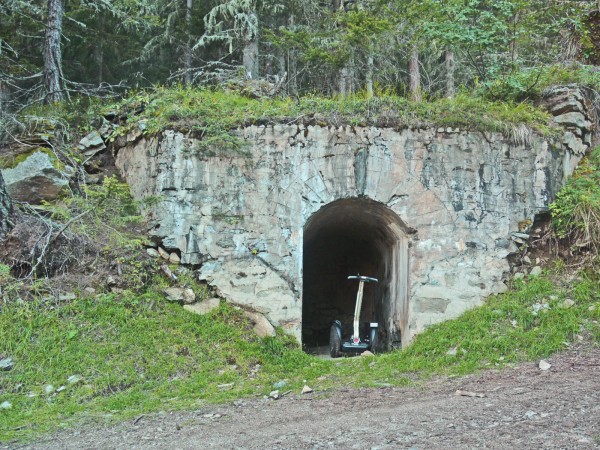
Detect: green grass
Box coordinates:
(2, 269, 599, 443)
(105, 86, 554, 148)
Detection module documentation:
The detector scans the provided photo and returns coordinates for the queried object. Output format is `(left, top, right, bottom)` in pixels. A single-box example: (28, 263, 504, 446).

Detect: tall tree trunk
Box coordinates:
(0, 81, 7, 115)
(96, 44, 104, 84)
(408, 43, 421, 102)
(0, 171, 14, 238)
(366, 55, 374, 98)
(288, 50, 298, 96)
(287, 15, 298, 97)
(184, 0, 193, 85)
(43, 0, 66, 103)
(339, 66, 350, 98)
(445, 47, 455, 98)
(242, 10, 259, 78)
(242, 37, 259, 78)
(510, 11, 519, 65)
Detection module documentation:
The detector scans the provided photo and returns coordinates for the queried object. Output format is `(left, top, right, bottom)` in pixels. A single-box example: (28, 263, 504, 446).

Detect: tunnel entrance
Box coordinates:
(302, 198, 410, 352)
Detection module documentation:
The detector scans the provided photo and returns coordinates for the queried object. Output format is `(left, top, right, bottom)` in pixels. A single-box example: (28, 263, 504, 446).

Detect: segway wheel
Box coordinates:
(329, 324, 342, 358)
(369, 327, 378, 354)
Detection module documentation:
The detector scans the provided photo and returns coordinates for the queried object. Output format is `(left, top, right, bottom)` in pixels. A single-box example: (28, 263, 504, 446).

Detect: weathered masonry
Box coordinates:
(115, 87, 595, 349)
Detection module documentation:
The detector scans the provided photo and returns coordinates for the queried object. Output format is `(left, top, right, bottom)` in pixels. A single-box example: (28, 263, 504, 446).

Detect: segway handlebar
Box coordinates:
(347, 275, 378, 283)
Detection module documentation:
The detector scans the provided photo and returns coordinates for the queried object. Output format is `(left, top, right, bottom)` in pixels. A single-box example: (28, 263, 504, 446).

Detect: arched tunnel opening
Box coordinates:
(302, 198, 410, 353)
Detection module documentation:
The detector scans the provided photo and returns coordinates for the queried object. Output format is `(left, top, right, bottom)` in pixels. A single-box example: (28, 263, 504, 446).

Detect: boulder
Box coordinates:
(1, 151, 72, 204)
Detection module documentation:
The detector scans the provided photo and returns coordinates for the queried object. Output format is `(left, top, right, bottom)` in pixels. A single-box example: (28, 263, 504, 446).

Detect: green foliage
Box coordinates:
(483, 64, 600, 102)
(550, 146, 600, 248)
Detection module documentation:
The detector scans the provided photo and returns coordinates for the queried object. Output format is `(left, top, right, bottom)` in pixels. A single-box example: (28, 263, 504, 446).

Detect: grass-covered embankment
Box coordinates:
(1, 268, 599, 443)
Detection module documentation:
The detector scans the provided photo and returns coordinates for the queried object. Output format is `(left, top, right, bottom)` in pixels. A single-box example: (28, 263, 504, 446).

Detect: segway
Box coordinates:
(329, 275, 379, 358)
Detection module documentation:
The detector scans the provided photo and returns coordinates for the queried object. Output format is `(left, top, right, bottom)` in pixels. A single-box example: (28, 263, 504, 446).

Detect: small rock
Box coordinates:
(588, 305, 596, 312)
(67, 375, 83, 385)
(163, 287, 190, 303)
(561, 298, 575, 309)
(522, 255, 531, 265)
(184, 298, 221, 315)
(301, 385, 314, 394)
(78, 130, 106, 156)
(45, 385, 55, 394)
(98, 118, 112, 139)
(182, 288, 195, 304)
(160, 264, 178, 281)
(273, 380, 287, 389)
(529, 266, 543, 277)
(56, 386, 66, 393)
(169, 253, 180, 264)
(269, 390, 280, 400)
(158, 247, 170, 260)
(244, 311, 276, 338)
(446, 347, 458, 356)
(0, 401, 12, 409)
(146, 248, 160, 258)
(361, 350, 374, 357)
(532, 302, 549, 315)
(514, 272, 525, 280)
(84, 287, 96, 295)
(58, 292, 76, 302)
(0, 357, 14, 371)
(524, 410, 537, 419)
(106, 275, 117, 286)
(217, 383, 234, 390)
(538, 360, 551, 371)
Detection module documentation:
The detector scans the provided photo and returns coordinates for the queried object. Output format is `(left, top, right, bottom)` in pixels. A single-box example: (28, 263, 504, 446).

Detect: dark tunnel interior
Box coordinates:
(302, 198, 409, 352)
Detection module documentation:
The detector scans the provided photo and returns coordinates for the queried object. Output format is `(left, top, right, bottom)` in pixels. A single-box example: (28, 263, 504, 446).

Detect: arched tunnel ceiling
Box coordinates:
(304, 198, 408, 249)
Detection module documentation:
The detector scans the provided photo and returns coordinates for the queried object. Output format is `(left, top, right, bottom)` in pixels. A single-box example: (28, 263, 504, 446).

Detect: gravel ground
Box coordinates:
(8, 346, 600, 450)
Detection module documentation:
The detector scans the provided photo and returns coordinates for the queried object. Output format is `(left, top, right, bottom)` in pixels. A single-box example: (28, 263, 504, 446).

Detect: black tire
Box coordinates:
(329, 324, 342, 358)
(369, 327, 378, 354)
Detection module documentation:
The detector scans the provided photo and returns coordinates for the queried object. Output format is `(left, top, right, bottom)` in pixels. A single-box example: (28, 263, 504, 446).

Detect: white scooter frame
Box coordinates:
(329, 275, 379, 357)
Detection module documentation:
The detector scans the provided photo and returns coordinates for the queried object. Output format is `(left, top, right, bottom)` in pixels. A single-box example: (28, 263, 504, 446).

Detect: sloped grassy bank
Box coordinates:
(1, 266, 599, 442)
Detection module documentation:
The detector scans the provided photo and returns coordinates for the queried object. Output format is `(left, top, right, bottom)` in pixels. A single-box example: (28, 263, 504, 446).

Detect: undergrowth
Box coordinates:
(1, 268, 599, 443)
(550, 145, 600, 251)
(482, 63, 600, 102)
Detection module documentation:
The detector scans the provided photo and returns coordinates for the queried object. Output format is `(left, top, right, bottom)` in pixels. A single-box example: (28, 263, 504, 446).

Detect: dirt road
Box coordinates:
(11, 347, 600, 449)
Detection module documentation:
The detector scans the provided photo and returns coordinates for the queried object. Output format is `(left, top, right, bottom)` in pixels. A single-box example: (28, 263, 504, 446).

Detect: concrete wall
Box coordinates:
(114, 87, 593, 345)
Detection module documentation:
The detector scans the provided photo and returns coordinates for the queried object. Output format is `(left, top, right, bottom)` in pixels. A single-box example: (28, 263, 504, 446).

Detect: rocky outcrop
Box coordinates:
(114, 87, 596, 345)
